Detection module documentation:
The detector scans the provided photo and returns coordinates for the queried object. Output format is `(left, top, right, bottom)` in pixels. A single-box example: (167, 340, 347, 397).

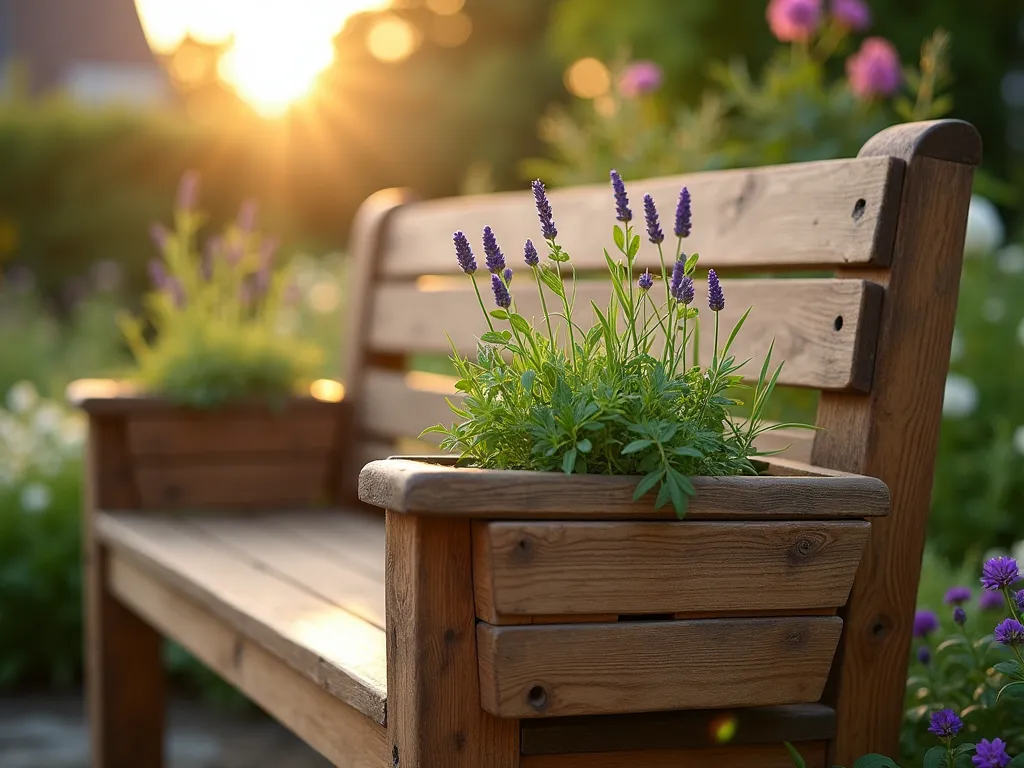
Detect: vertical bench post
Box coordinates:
(85, 412, 166, 767)
(813, 121, 982, 764)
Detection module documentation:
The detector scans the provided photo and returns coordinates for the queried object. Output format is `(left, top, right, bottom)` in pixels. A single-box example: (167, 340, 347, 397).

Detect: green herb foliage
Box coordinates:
(425, 177, 806, 516)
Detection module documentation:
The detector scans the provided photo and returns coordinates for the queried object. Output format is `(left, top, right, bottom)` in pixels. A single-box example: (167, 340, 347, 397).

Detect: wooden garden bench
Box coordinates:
(79, 119, 980, 768)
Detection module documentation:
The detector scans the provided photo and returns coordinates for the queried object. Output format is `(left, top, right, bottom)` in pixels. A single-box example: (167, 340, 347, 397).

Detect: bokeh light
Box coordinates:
(565, 57, 611, 99)
(367, 15, 419, 63)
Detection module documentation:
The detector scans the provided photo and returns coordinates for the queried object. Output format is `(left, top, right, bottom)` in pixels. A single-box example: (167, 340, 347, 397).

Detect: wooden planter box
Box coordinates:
(71, 381, 345, 510)
(359, 456, 889, 719)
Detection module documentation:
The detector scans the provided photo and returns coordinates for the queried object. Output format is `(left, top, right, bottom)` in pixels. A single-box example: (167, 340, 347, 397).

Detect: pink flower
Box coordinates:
(618, 61, 663, 98)
(767, 0, 823, 42)
(846, 37, 902, 99)
(832, 0, 871, 31)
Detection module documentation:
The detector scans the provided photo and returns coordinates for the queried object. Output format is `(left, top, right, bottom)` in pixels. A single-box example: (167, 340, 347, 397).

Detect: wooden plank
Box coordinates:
(386, 512, 519, 767)
(519, 742, 829, 768)
(358, 458, 890, 519)
(473, 521, 869, 619)
(269, 510, 387, 582)
(84, 413, 163, 768)
(519, 703, 835, 754)
(133, 460, 331, 510)
(367, 279, 883, 392)
(188, 515, 386, 629)
(109, 555, 388, 768)
(379, 156, 902, 275)
(812, 121, 981, 764)
(477, 617, 843, 718)
(95, 513, 388, 724)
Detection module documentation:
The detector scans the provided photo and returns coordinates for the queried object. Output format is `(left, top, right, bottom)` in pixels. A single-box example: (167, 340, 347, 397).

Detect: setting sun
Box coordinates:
(135, 0, 389, 116)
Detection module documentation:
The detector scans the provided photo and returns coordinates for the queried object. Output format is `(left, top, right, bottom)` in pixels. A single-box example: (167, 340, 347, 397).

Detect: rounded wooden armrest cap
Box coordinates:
(859, 119, 982, 166)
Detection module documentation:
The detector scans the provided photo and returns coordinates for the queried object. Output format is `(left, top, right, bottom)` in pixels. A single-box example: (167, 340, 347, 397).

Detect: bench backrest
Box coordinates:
(340, 119, 981, 762)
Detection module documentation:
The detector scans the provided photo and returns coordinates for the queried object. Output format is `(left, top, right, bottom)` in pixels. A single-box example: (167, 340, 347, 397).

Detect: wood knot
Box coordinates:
(786, 630, 806, 647)
(392, 745, 399, 767)
(512, 536, 535, 563)
(443, 628, 457, 646)
(787, 532, 827, 564)
(232, 638, 245, 669)
(452, 731, 467, 752)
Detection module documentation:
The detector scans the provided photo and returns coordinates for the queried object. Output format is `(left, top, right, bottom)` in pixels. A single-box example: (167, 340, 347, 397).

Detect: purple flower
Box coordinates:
(148, 258, 169, 290)
(638, 270, 654, 292)
(917, 645, 931, 665)
(453, 231, 477, 274)
(149, 223, 170, 250)
(237, 199, 259, 234)
(503, 267, 513, 285)
(253, 238, 278, 296)
(846, 37, 902, 99)
(524, 239, 539, 267)
(767, 0, 822, 42)
(176, 169, 200, 212)
(483, 226, 506, 274)
(953, 607, 967, 626)
(980, 590, 1006, 612)
(532, 179, 557, 240)
(643, 195, 664, 245)
(982, 557, 1020, 590)
(973, 738, 1011, 768)
(670, 261, 694, 304)
(1016, 589, 1024, 612)
(707, 268, 725, 312)
(491, 273, 511, 309)
(618, 60, 663, 98)
(831, 0, 871, 30)
(674, 187, 691, 239)
(927, 709, 963, 740)
(945, 586, 972, 606)
(913, 609, 940, 638)
(610, 170, 632, 223)
(994, 618, 1024, 647)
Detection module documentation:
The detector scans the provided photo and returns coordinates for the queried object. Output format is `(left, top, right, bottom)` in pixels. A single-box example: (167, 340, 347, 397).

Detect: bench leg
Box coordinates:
(87, 543, 166, 767)
(386, 512, 519, 767)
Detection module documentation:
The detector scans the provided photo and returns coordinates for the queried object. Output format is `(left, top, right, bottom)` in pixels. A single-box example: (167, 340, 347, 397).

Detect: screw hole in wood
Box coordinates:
(527, 685, 548, 711)
(834, 315, 844, 331)
(851, 198, 866, 221)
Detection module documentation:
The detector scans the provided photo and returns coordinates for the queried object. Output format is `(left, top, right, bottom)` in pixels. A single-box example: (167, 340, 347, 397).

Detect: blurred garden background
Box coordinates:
(2, 0, 1024, 762)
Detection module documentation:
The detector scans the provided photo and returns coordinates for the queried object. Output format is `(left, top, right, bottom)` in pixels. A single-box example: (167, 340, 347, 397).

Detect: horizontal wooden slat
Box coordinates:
(108, 555, 388, 767)
(358, 458, 890, 519)
(380, 156, 902, 275)
(519, 703, 836, 754)
(519, 742, 828, 768)
(473, 521, 869, 619)
(477, 617, 843, 717)
(367, 278, 883, 391)
(133, 459, 331, 510)
(96, 513, 388, 724)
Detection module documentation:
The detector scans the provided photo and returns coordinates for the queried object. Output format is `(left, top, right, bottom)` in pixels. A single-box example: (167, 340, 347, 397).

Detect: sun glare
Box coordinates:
(135, 0, 389, 116)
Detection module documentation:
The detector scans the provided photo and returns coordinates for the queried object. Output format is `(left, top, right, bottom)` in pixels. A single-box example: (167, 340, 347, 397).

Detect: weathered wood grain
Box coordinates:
(473, 521, 869, 619)
(379, 156, 902, 275)
(813, 121, 981, 763)
(386, 512, 518, 767)
(109, 556, 388, 767)
(95, 513, 388, 724)
(477, 617, 843, 717)
(358, 458, 890, 519)
(519, 742, 829, 768)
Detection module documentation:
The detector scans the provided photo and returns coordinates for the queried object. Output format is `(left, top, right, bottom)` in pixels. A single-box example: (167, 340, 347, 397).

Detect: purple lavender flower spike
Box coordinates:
(674, 187, 691, 239)
(524, 239, 539, 267)
(707, 268, 725, 312)
(253, 238, 278, 296)
(980, 590, 1006, 611)
(149, 223, 170, 250)
(972, 738, 1011, 768)
(680, 275, 695, 305)
(453, 231, 477, 274)
(953, 606, 966, 626)
(237, 199, 259, 234)
(610, 170, 632, 223)
(491, 273, 511, 309)
(670, 261, 695, 305)
(916, 645, 931, 665)
(913, 609, 939, 638)
(643, 195, 664, 244)
(945, 586, 972, 605)
(981, 556, 1019, 590)
(927, 709, 963, 740)
(994, 618, 1024, 647)
(532, 180, 557, 240)
(482, 226, 506, 274)
(148, 259, 169, 289)
(176, 170, 200, 212)
(638, 270, 654, 292)
(503, 267, 513, 285)
(832, 0, 871, 30)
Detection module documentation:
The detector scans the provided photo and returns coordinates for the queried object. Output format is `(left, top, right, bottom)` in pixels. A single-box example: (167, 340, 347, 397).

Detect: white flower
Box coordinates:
(982, 297, 1006, 323)
(32, 402, 64, 435)
(6, 381, 38, 414)
(942, 373, 978, 418)
(997, 244, 1024, 275)
(20, 482, 52, 514)
(964, 195, 1004, 255)
(1013, 425, 1024, 457)
(308, 280, 340, 314)
(949, 330, 964, 363)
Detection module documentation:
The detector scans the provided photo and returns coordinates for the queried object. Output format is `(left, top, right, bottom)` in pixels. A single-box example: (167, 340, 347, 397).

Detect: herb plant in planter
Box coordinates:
(68, 172, 340, 510)
(358, 173, 891, 718)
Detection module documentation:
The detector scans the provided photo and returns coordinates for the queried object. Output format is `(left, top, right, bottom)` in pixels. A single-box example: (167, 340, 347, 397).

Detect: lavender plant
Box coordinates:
(425, 173, 805, 516)
(119, 172, 321, 407)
